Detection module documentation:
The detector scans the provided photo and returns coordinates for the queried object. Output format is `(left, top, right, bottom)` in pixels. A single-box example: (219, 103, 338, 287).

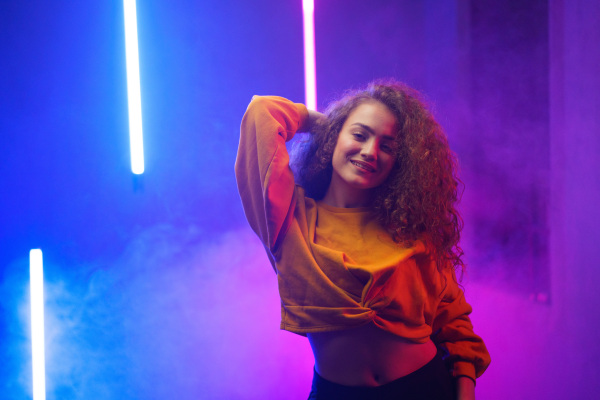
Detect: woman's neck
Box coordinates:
(322, 178, 373, 208)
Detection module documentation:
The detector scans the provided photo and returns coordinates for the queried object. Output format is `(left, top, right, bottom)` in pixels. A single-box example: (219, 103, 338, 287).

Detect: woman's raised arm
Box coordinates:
(235, 96, 309, 257)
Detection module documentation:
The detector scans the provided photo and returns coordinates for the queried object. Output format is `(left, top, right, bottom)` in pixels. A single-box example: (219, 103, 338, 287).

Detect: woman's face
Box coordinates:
(329, 101, 398, 198)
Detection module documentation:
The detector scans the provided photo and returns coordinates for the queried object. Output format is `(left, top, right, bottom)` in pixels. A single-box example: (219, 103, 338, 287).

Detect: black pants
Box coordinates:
(307, 352, 456, 400)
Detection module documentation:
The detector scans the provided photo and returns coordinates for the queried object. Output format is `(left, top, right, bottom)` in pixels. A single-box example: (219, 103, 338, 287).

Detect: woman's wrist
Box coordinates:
(455, 376, 475, 400)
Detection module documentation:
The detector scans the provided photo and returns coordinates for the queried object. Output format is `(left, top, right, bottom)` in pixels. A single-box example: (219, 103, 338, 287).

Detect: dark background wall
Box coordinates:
(1, 1, 598, 399)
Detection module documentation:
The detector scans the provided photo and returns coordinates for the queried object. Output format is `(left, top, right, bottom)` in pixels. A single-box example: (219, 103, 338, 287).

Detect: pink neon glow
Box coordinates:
(302, 0, 317, 110)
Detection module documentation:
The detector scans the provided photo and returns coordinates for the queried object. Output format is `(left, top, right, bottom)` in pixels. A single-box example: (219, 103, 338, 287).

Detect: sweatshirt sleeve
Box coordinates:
(235, 95, 309, 255)
(431, 270, 491, 382)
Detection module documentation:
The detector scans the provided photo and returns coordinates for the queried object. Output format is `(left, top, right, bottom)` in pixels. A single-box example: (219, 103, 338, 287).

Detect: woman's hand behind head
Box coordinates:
(301, 109, 327, 133)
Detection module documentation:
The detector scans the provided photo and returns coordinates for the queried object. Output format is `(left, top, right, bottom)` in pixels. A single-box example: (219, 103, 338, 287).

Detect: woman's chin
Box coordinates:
(348, 179, 381, 191)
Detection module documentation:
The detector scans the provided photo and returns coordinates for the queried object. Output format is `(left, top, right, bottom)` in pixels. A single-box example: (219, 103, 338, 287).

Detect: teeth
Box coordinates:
(351, 161, 374, 172)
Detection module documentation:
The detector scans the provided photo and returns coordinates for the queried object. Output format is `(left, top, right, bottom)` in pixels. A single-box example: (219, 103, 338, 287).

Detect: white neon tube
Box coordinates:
(123, 0, 145, 174)
(29, 249, 46, 400)
(302, 0, 317, 110)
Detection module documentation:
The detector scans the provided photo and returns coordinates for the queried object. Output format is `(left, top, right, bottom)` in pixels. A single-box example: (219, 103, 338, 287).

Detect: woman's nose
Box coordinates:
(361, 140, 377, 160)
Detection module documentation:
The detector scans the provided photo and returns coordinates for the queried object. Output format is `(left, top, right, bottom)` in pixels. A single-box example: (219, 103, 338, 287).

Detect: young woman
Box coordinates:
(235, 80, 490, 400)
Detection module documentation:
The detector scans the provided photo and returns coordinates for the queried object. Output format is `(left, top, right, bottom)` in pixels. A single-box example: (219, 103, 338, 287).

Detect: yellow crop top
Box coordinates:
(235, 95, 490, 381)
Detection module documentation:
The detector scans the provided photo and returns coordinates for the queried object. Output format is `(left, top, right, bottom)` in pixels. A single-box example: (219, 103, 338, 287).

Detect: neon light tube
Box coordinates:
(29, 249, 46, 400)
(302, 0, 317, 110)
(123, 0, 145, 174)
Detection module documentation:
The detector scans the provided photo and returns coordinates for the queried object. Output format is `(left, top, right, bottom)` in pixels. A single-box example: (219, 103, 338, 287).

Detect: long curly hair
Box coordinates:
(291, 80, 465, 274)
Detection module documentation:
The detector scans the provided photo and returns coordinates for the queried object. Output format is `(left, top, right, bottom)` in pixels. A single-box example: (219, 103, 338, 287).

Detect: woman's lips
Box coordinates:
(350, 160, 376, 172)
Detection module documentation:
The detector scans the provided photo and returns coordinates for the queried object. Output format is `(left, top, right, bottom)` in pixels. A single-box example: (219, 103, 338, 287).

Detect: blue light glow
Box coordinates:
(29, 249, 46, 400)
(124, 0, 145, 174)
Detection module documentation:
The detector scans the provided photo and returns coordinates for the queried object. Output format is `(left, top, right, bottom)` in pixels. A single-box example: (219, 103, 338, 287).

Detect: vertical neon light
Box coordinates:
(302, 0, 317, 110)
(30, 249, 46, 400)
(124, 0, 145, 174)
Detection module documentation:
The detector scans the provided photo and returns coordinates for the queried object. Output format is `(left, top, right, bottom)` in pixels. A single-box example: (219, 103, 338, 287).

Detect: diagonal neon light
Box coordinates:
(30, 249, 46, 400)
(302, 0, 317, 110)
(124, 0, 145, 174)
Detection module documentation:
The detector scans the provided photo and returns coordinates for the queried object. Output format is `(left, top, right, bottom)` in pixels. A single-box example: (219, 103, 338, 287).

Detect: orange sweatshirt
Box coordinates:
(235, 95, 490, 381)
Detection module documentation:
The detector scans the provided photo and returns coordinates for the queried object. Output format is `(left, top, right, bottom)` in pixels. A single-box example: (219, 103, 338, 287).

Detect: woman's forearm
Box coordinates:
(456, 376, 475, 400)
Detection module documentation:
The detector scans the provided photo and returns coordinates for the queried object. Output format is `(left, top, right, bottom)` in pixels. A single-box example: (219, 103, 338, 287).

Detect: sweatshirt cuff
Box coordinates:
(451, 361, 477, 383)
(295, 103, 310, 133)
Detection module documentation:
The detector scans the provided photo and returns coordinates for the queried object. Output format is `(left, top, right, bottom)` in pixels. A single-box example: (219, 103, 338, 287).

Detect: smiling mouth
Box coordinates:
(350, 160, 376, 173)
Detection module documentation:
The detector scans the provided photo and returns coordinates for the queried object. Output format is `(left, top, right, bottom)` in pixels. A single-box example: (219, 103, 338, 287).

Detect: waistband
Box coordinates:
(308, 351, 456, 400)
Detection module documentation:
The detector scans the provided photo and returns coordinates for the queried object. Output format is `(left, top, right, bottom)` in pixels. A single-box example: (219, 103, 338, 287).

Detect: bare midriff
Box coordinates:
(307, 322, 437, 387)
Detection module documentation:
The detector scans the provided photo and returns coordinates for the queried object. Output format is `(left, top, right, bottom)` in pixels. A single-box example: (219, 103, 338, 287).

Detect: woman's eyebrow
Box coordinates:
(350, 123, 374, 134)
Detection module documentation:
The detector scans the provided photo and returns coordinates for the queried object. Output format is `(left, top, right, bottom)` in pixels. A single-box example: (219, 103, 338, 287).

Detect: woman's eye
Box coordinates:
(381, 144, 393, 153)
(352, 133, 365, 140)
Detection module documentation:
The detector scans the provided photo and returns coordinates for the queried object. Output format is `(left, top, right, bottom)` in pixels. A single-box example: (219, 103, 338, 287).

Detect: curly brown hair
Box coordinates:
(291, 80, 465, 274)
